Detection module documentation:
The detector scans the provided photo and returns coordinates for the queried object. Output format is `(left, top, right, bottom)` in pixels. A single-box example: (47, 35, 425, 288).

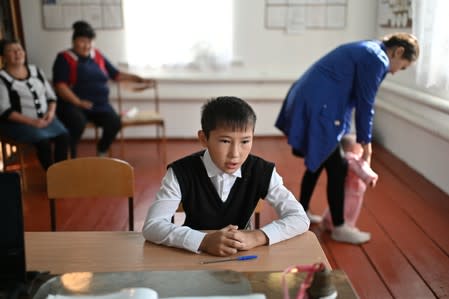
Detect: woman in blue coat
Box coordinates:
(275, 33, 419, 244)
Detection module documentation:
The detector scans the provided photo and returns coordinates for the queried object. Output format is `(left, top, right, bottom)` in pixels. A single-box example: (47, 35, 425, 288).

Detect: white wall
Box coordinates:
(19, 0, 377, 137)
(21, 0, 378, 80)
(373, 19, 449, 195)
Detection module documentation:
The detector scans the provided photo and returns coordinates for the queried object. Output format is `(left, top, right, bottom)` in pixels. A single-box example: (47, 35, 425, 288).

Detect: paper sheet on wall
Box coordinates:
(326, 5, 346, 28)
(266, 6, 287, 28)
(42, 0, 123, 30)
(286, 6, 305, 34)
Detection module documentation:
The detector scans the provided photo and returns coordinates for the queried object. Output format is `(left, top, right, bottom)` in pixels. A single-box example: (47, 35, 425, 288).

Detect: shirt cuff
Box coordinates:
(259, 225, 281, 245)
(184, 230, 207, 253)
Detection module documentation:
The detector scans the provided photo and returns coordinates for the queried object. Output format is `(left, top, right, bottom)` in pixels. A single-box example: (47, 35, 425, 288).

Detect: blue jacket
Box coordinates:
(275, 40, 389, 171)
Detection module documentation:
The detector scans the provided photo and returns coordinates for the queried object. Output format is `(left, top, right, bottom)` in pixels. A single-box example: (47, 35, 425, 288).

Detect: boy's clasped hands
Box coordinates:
(199, 225, 268, 256)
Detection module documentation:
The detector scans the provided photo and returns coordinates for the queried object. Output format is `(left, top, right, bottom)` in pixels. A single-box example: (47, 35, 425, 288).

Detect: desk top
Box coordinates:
(26, 231, 330, 274)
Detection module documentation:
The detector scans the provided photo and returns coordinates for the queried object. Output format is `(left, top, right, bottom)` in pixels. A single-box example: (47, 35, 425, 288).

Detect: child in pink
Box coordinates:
(322, 134, 378, 231)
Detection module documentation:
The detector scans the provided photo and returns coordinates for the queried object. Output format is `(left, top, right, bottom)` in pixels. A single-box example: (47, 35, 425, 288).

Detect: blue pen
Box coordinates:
(200, 255, 258, 264)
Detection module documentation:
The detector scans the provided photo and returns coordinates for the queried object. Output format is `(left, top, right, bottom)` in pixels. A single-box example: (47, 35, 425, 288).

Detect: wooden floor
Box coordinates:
(12, 137, 449, 299)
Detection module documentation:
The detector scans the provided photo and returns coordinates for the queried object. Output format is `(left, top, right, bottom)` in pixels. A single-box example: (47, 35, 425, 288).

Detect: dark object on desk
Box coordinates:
(0, 172, 26, 285)
(308, 268, 337, 299)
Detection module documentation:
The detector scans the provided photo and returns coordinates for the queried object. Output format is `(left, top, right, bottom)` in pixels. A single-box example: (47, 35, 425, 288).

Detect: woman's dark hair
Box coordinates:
(72, 20, 96, 40)
(0, 39, 21, 56)
(382, 32, 419, 61)
(201, 96, 257, 138)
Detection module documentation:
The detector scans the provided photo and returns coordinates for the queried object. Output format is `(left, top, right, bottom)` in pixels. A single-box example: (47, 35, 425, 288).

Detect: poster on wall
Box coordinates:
(265, 0, 347, 34)
(42, 0, 123, 30)
(378, 0, 412, 28)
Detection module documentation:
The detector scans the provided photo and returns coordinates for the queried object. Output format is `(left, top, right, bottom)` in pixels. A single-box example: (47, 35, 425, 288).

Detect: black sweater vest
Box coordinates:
(170, 151, 274, 230)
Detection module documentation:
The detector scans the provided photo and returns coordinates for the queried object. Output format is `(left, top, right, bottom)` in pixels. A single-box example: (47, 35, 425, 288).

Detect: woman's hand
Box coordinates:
(31, 118, 50, 128)
(78, 99, 93, 110)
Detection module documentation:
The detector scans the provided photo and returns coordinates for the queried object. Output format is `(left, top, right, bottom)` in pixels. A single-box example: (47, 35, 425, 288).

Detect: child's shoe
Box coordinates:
(331, 224, 371, 244)
(306, 211, 323, 224)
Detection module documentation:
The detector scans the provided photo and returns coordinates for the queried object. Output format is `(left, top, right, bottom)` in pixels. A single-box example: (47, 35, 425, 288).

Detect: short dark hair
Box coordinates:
(0, 39, 21, 56)
(201, 96, 256, 138)
(72, 20, 96, 40)
(382, 32, 419, 61)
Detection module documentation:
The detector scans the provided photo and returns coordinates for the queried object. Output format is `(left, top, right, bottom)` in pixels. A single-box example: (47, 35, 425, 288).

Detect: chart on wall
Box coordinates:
(265, 0, 348, 34)
(378, 0, 412, 28)
(42, 0, 123, 30)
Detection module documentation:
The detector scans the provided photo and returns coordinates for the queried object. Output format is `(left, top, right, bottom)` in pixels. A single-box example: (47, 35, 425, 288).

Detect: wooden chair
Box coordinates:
(46, 157, 135, 231)
(0, 136, 28, 190)
(116, 80, 166, 164)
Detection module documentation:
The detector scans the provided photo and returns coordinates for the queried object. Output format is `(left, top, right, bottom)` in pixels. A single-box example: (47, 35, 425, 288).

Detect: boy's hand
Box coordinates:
(227, 230, 269, 251)
(199, 225, 243, 256)
(199, 226, 269, 256)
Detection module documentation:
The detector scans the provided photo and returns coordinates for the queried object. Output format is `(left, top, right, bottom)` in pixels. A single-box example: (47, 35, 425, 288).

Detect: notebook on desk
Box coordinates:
(0, 172, 26, 286)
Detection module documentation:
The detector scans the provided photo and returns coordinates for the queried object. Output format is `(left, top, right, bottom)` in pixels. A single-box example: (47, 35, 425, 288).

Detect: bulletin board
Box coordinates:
(265, 0, 347, 34)
(41, 0, 123, 30)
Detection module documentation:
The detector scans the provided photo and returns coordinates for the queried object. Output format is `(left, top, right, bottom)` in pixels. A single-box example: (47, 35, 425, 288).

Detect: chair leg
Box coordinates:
(18, 145, 27, 191)
(1, 141, 7, 172)
(158, 125, 167, 166)
(1, 142, 27, 191)
(128, 197, 134, 231)
(120, 129, 125, 159)
(50, 198, 56, 231)
(255, 212, 260, 229)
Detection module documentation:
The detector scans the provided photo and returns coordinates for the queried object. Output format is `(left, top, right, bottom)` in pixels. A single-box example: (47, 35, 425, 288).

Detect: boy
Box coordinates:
(142, 96, 310, 256)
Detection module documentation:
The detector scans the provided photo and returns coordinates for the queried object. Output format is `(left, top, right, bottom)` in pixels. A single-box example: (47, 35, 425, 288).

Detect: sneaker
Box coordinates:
(331, 224, 371, 244)
(307, 211, 323, 224)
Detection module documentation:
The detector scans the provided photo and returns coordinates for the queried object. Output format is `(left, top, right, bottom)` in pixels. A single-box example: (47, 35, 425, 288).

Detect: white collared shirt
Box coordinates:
(142, 150, 310, 253)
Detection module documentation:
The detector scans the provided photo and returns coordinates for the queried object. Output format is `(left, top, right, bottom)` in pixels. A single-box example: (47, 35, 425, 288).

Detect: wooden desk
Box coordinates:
(26, 231, 330, 274)
(24, 231, 359, 298)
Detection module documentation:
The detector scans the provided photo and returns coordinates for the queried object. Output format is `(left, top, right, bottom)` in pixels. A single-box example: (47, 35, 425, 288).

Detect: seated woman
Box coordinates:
(0, 39, 69, 170)
(52, 20, 153, 158)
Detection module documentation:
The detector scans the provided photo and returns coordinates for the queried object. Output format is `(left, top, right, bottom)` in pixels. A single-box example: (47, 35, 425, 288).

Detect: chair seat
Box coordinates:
(121, 110, 164, 125)
(116, 79, 167, 164)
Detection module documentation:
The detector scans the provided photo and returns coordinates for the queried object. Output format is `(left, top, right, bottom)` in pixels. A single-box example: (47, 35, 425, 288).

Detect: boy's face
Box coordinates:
(198, 126, 254, 174)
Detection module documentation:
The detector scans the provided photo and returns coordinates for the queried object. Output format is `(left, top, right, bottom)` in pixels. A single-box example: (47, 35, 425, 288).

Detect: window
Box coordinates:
(413, 0, 449, 91)
(123, 0, 233, 69)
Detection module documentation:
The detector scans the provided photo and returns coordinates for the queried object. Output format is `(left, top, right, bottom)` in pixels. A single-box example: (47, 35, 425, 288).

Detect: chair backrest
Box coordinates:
(47, 157, 134, 198)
